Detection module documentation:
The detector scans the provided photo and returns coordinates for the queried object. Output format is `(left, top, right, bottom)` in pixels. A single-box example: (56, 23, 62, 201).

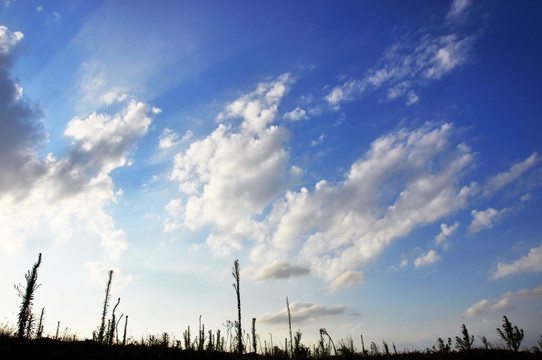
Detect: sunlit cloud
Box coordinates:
(0, 32, 158, 266)
(466, 284, 542, 317)
(491, 243, 542, 279)
(258, 301, 346, 324)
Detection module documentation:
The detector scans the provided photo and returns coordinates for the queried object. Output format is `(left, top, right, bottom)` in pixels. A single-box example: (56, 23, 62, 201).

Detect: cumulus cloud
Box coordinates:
(491, 243, 542, 279)
(0, 26, 47, 196)
(168, 75, 293, 255)
(0, 25, 23, 55)
(289, 123, 474, 281)
(466, 284, 542, 317)
(165, 75, 479, 286)
(325, 9, 474, 107)
(0, 34, 158, 266)
(254, 260, 310, 280)
(258, 301, 346, 324)
(435, 221, 459, 246)
(414, 250, 440, 268)
(483, 153, 539, 196)
(468, 207, 507, 234)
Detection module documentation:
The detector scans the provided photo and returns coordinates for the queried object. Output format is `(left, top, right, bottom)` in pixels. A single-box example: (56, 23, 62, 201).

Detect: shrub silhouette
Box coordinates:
(455, 324, 474, 351)
(497, 315, 524, 352)
(14, 253, 42, 339)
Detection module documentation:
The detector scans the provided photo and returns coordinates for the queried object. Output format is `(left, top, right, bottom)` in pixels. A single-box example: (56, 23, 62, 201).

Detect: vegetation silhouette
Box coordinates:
(14, 252, 42, 339)
(232, 259, 243, 354)
(95, 269, 113, 343)
(3, 253, 542, 359)
(498, 315, 525, 352)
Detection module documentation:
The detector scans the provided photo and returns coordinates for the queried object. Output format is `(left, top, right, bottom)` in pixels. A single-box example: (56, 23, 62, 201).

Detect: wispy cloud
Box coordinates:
(483, 152, 539, 196)
(258, 301, 346, 324)
(491, 243, 542, 279)
(447, 0, 471, 21)
(466, 284, 542, 316)
(325, 6, 475, 107)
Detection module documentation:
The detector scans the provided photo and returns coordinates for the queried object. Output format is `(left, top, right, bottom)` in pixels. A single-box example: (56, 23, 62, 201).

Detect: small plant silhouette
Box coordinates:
(455, 324, 474, 351)
(96, 270, 113, 343)
(232, 259, 243, 354)
(497, 315, 524, 352)
(14, 253, 42, 339)
(319, 328, 337, 356)
(287, 297, 293, 357)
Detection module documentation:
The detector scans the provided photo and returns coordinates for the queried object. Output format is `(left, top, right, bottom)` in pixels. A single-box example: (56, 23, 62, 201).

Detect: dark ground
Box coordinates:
(1, 336, 541, 360)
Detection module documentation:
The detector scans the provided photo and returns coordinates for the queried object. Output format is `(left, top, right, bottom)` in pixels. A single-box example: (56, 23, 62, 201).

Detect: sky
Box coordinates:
(1, 0, 541, 351)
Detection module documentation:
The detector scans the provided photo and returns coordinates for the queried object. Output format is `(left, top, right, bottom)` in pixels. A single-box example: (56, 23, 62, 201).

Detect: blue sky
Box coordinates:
(1, 0, 541, 350)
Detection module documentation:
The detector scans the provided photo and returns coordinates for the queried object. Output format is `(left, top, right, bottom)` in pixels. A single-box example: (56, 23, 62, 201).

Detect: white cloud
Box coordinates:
(291, 124, 473, 280)
(258, 301, 346, 324)
(0, 85, 157, 265)
(468, 207, 507, 234)
(311, 134, 325, 147)
(325, 12, 474, 107)
(447, 0, 471, 20)
(491, 243, 542, 279)
(406, 91, 419, 105)
(0, 25, 23, 55)
(166, 75, 477, 286)
(159, 129, 194, 150)
(85, 261, 133, 291)
(0, 27, 48, 196)
(158, 128, 180, 149)
(254, 260, 310, 280)
(329, 271, 363, 290)
(435, 221, 459, 245)
(414, 250, 440, 268)
(466, 284, 542, 317)
(168, 75, 293, 255)
(99, 88, 128, 106)
(483, 153, 538, 196)
(283, 107, 308, 121)
(465, 298, 512, 317)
